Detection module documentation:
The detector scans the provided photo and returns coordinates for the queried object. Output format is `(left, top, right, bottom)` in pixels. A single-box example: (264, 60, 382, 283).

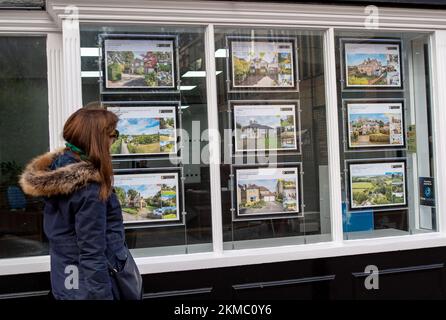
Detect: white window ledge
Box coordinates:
(1, 232, 446, 276)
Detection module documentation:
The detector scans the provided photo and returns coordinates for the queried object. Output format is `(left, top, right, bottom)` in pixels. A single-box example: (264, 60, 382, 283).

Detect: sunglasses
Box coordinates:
(110, 129, 120, 140)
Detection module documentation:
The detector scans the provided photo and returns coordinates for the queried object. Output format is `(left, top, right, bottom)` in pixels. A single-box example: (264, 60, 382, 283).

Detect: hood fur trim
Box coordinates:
(19, 149, 101, 197)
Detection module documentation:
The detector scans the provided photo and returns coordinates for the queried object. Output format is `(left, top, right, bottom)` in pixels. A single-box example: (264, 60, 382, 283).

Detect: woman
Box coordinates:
(19, 108, 140, 300)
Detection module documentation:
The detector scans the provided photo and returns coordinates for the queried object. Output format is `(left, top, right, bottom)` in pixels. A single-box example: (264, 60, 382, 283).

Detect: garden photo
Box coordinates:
(347, 102, 404, 148)
(350, 162, 407, 209)
(234, 104, 298, 152)
(113, 173, 179, 223)
(231, 39, 295, 88)
(104, 38, 175, 89)
(345, 42, 401, 87)
(236, 168, 300, 216)
(109, 106, 177, 156)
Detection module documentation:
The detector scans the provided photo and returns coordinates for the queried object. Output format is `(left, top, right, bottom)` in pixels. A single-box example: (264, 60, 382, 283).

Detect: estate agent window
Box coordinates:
(0, 21, 440, 261)
(335, 30, 437, 239)
(80, 24, 213, 257)
(214, 27, 331, 249)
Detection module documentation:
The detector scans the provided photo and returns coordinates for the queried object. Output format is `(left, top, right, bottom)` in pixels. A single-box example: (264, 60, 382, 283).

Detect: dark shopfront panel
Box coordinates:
(0, 36, 49, 259)
(1, 247, 446, 300)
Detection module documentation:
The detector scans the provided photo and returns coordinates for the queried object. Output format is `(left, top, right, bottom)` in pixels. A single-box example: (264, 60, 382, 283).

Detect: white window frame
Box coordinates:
(1, 0, 446, 276)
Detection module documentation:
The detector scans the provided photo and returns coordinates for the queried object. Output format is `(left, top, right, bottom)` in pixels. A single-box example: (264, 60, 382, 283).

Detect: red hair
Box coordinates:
(63, 108, 118, 201)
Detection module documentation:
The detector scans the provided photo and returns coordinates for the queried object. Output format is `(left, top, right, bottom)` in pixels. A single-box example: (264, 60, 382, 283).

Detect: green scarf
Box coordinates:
(65, 142, 89, 161)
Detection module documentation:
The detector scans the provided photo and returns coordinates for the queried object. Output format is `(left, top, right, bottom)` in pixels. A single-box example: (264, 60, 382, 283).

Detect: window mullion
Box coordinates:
(324, 28, 344, 242)
(205, 24, 224, 254)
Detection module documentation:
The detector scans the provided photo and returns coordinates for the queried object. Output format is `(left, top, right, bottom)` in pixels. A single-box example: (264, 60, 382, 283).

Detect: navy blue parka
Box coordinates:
(19, 149, 127, 300)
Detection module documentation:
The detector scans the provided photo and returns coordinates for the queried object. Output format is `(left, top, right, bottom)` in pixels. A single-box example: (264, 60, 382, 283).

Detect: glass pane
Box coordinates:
(215, 27, 331, 250)
(80, 24, 212, 257)
(0, 36, 49, 258)
(334, 30, 437, 239)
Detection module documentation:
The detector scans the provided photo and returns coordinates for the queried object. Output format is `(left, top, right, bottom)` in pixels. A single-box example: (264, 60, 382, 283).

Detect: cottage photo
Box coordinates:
(113, 173, 180, 223)
(236, 167, 300, 216)
(344, 41, 401, 87)
(234, 104, 298, 152)
(349, 162, 407, 210)
(104, 38, 175, 89)
(347, 102, 404, 148)
(230, 39, 296, 88)
(109, 106, 177, 156)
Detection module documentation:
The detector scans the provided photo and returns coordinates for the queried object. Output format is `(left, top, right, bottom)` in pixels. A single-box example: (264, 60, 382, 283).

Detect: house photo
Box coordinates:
(344, 42, 401, 87)
(234, 104, 298, 152)
(104, 38, 175, 89)
(109, 106, 177, 156)
(236, 168, 299, 216)
(231, 39, 295, 88)
(347, 102, 404, 148)
(113, 173, 180, 223)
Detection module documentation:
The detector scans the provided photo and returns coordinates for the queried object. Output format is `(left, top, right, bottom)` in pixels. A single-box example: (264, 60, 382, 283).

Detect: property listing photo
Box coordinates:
(343, 40, 402, 88)
(228, 36, 298, 91)
(346, 101, 405, 149)
(235, 166, 302, 218)
(233, 103, 299, 153)
(348, 161, 407, 210)
(113, 172, 180, 224)
(108, 105, 178, 156)
(102, 36, 177, 90)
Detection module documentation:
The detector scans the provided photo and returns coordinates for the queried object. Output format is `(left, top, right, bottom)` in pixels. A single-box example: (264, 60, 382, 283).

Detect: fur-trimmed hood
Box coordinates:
(19, 149, 101, 197)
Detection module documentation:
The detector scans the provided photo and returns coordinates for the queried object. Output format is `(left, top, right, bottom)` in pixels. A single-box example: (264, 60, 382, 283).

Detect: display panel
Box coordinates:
(114, 172, 181, 224)
(233, 103, 299, 153)
(109, 105, 178, 156)
(99, 34, 179, 93)
(105, 38, 175, 89)
(343, 40, 402, 89)
(227, 36, 298, 92)
(346, 101, 405, 149)
(235, 166, 301, 218)
(348, 161, 407, 210)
